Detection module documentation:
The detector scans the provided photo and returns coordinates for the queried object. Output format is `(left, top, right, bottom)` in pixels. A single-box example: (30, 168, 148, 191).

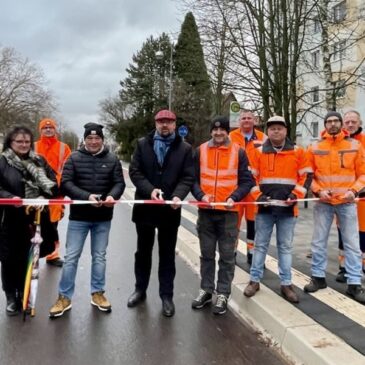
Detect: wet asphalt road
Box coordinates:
(0, 204, 286, 365)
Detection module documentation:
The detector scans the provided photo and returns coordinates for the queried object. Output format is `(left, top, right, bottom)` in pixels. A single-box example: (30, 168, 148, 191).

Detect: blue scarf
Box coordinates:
(153, 132, 175, 166)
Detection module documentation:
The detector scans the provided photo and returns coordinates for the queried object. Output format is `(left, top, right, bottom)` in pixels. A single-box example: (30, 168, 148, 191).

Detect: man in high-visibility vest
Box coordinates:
(35, 118, 72, 267)
(336, 109, 365, 282)
(192, 116, 254, 314)
(229, 110, 267, 264)
(305, 111, 365, 303)
(243, 116, 312, 303)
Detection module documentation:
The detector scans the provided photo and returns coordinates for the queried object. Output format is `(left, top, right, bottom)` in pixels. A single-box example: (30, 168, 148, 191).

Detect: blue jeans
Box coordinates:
(250, 214, 296, 285)
(311, 202, 362, 284)
(59, 220, 111, 299)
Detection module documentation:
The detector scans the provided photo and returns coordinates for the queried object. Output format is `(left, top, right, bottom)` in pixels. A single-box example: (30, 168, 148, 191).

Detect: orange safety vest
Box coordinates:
(199, 141, 241, 212)
(229, 128, 267, 164)
(35, 136, 72, 222)
(250, 139, 312, 216)
(307, 130, 365, 205)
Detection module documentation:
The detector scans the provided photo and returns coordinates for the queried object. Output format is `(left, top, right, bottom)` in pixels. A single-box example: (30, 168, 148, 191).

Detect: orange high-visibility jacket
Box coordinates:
(192, 140, 253, 212)
(35, 136, 71, 183)
(250, 139, 312, 216)
(307, 130, 365, 205)
(229, 128, 267, 164)
(349, 128, 365, 232)
(35, 136, 71, 221)
(229, 128, 267, 221)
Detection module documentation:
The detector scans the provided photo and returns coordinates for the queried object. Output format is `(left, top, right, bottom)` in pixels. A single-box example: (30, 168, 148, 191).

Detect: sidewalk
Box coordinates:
(176, 201, 365, 364)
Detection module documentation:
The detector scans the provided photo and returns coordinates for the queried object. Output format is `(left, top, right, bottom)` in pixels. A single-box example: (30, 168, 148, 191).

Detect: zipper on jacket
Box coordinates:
(214, 149, 219, 207)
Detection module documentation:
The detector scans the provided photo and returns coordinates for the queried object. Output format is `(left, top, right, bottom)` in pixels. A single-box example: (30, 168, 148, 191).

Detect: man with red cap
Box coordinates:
(35, 118, 72, 267)
(128, 109, 194, 317)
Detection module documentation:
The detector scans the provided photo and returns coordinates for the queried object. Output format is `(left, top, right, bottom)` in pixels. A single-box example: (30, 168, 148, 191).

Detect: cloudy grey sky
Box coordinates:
(0, 0, 182, 136)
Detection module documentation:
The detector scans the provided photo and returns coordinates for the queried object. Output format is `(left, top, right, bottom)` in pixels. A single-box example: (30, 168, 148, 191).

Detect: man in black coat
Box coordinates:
(128, 109, 194, 317)
(49, 123, 125, 318)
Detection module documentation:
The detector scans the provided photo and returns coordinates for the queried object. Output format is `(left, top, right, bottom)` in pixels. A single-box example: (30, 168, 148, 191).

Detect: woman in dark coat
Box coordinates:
(0, 126, 58, 315)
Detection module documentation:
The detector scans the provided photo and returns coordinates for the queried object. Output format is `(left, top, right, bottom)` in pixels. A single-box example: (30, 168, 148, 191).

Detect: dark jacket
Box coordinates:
(61, 145, 125, 222)
(129, 130, 194, 226)
(0, 154, 58, 260)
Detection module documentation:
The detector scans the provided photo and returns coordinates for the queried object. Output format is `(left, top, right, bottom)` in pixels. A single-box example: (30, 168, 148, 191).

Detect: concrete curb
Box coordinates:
(176, 224, 365, 365)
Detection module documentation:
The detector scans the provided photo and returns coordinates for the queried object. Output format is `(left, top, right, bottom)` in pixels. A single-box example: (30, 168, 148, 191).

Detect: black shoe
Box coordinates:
(346, 285, 365, 304)
(192, 289, 212, 309)
(46, 258, 64, 267)
(213, 294, 228, 315)
(162, 297, 175, 317)
(127, 290, 146, 308)
(304, 276, 327, 293)
(247, 252, 253, 266)
(6, 293, 19, 316)
(336, 268, 347, 283)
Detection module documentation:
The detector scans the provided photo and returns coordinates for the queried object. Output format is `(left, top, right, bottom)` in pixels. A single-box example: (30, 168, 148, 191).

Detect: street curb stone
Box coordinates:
(176, 224, 365, 365)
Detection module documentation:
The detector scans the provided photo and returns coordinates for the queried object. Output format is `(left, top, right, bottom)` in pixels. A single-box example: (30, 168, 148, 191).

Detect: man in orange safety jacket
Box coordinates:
(35, 118, 72, 267)
(304, 111, 365, 304)
(243, 116, 312, 303)
(191, 116, 254, 315)
(336, 109, 365, 282)
(229, 109, 267, 265)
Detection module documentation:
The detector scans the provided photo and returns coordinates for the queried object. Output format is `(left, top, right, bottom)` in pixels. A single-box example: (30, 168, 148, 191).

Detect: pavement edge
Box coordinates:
(176, 225, 365, 365)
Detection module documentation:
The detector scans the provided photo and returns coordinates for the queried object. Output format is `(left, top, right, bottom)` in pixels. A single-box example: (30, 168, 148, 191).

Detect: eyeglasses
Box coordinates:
(42, 126, 55, 130)
(325, 118, 341, 124)
(12, 140, 31, 145)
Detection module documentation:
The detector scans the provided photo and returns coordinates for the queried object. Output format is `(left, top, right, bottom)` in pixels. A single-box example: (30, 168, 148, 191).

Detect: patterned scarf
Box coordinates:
(2, 149, 56, 198)
(153, 132, 175, 166)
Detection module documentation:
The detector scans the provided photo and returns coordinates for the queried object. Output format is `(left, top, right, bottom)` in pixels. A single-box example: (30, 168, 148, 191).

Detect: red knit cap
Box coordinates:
(155, 109, 176, 122)
(39, 118, 57, 131)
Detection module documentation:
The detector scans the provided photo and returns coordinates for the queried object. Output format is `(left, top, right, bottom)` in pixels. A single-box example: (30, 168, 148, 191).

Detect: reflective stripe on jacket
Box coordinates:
(250, 138, 312, 216)
(199, 141, 240, 212)
(307, 129, 365, 205)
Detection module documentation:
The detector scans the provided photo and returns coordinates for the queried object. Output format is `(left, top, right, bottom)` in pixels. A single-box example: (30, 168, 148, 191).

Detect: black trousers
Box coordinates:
(134, 222, 179, 298)
(1, 255, 27, 294)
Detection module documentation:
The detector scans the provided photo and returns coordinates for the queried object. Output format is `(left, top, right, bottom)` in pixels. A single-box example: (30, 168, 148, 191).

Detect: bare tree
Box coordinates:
(0, 47, 56, 133)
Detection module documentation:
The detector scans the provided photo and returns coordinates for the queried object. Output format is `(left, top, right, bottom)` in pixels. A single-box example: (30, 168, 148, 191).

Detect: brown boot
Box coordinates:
(243, 281, 260, 297)
(281, 285, 299, 303)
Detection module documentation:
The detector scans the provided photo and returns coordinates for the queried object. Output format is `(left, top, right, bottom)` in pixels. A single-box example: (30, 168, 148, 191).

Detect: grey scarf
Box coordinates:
(2, 149, 56, 198)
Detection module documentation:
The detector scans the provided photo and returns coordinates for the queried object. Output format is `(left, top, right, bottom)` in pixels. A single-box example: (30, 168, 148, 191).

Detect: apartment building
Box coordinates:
(296, 0, 365, 146)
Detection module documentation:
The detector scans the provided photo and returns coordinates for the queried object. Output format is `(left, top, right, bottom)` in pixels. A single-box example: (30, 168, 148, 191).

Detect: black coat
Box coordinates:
(129, 130, 194, 226)
(61, 146, 125, 222)
(0, 154, 58, 261)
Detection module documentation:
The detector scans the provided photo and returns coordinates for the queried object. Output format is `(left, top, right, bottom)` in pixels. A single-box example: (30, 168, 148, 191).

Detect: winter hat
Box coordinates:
(83, 123, 104, 139)
(266, 116, 287, 128)
(155, 109, 176, 121)
(324, 111, 343, 124)
(210, 116, 230, 133)
(39, 118, 57, 131)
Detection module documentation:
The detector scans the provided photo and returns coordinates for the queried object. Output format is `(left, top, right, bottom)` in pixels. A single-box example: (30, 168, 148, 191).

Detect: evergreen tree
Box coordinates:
(173, 12, 213, 145)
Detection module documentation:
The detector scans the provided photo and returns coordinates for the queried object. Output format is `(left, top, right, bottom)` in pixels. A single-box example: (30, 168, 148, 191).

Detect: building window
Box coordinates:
(333, 1, 346, 22)
(312, 86, 319, 102)
(312, 50, 320, 68)
(332, 40, 346, 61)
(311, 122, 319, 137)
(313, 17, 321, 33)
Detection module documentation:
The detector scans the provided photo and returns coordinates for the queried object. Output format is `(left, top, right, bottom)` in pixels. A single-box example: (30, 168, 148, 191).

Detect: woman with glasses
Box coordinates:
(0, 126, 58, 315)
